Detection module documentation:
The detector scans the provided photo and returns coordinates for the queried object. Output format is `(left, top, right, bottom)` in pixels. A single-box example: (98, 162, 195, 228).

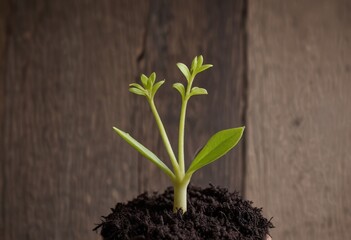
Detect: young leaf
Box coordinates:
(145, 73, 154, 90)
(173, 83, 185, 99)
(186, 127, 245, 174)
(177, 63, 191, 81)
(149, 72, 156, 85)
(129, 87, 146, 96)
(190, 87, 208, 97)
(129, 83, 144, 90)
(113, 127, 175, 180)
(196, 55, 203, 69)
(196, 64, 213, 74)
(141, 74, 148, 87)
(190, 56, 198, 72)
(152, 80, 165, 97)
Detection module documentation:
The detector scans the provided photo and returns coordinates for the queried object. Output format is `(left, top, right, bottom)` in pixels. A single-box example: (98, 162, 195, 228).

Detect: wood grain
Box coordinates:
(0, 0, 246, 239)
(246, 0, 351, 239)
(1, 0, 148, 239)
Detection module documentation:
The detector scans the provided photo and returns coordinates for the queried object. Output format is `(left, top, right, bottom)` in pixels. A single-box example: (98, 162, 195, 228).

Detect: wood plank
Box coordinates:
(137, 0, 246, 193)
(0, 0, 10, 236)
(246, 0, 351, 239)
(1, 0, 148, 239)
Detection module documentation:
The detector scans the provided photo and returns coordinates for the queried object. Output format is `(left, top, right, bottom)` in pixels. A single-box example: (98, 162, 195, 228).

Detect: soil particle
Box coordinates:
(94, 185, 273, 240)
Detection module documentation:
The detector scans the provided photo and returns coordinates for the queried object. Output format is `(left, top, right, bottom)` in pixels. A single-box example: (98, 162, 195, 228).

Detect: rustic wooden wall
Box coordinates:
(2, 0, 350, 239)
(0, 0, 245, 239)
(246, 0, 351, 239)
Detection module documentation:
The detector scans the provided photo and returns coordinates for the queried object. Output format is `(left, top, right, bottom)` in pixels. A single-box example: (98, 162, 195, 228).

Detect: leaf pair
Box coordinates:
(113, 126, 245, 180)
(176, 55, 213, 82)
(174, 55, 212, 100)
(173, 84, 208, 100)
(129, 72, 165, 99)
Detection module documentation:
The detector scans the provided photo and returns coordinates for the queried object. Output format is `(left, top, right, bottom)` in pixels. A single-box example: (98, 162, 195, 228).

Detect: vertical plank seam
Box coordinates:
(0, 0, 10, 236)
(241, 0, 249, 197)
(136, 1, 152, 194)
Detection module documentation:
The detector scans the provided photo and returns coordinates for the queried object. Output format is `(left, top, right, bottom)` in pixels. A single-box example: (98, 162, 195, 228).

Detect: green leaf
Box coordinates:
(173, 83, 185, 99)
(152, 80, 165, 97)
(129, 87, 146, 96)
(177, 63, 191, 81)
(196, 55, 203, 68)
(190, 56, 198, 72)
(149, 72, 156, 85)
(140, 74, 148, 87)
(190, 87, 208, 96)
(144, 73, 154, 90)
(129, 83, 144, 90)
(186, 127, 245, 174)
(196, 64, 213, 74)
(113, 127, 175, 180)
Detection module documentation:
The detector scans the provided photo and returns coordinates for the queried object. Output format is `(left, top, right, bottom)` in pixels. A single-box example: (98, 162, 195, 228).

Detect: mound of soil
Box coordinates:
(94, 185, 273, 240)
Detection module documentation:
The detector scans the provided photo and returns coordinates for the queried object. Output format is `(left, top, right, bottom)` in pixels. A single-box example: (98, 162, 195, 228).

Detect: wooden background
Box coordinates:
(0, 0, 350, 239)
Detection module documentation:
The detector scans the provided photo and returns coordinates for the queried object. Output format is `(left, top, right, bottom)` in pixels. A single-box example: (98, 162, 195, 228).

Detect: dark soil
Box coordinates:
(94, 185, 273, 240)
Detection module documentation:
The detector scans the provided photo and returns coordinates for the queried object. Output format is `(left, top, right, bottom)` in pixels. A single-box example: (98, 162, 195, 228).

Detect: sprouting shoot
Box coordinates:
(113, 55, 244, 213)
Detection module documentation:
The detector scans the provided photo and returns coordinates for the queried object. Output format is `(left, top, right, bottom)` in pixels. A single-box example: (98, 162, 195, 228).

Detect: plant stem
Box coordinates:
(174, 76, 195, 213)
(178, 76, 194, 175)
(177, 99, 188, 174)
(173, 178, 190, 212)
(148, 99, 180, 177)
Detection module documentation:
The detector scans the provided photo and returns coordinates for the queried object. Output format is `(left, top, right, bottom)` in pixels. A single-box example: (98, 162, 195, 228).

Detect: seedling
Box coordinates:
(113, 56, 244, 213)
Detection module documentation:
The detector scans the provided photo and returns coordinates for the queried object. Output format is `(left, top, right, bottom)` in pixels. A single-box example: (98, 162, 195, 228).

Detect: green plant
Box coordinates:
(113, 55, 244, 213)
